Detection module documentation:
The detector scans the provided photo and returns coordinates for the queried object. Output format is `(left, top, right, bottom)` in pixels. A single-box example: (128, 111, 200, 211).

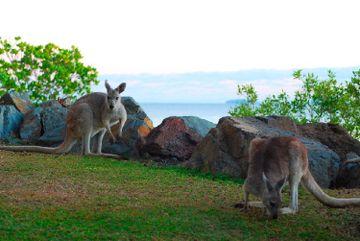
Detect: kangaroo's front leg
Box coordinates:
(106, 123, 116, 144)
(234, 191, 264, 210)
(117, 117, 127, 139)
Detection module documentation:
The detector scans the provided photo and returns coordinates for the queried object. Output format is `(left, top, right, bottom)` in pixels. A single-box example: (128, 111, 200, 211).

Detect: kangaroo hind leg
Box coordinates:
(280, 173, 301, 214)
(281, 143, 303, 215)
(82, 131, 92, 155)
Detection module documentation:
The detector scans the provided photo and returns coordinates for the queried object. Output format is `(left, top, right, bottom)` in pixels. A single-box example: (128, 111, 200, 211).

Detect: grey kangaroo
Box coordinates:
(0, 81, 127, 158)
(237, 136, 360, 219)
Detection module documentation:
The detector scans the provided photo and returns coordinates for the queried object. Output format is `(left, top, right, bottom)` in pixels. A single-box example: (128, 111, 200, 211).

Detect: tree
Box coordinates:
(0, 37, 98, 103)
(230, 70, 360, 139)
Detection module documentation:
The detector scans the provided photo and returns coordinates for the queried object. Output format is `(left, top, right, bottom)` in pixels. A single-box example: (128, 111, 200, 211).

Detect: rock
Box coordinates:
(0, 92, 33, 114)
(184, 116, 340, 188)
(97, 97, 154, 157)
(140, 117, 203, 163)
(298, 123, 360, 161)
(38, 101, 68, 144)
(19, 100, 68, 145)
(334, 153, 360, 188)
(257, 116, 299, 134)
(178, 116, 216, 137)
(19, 107, 42, 141)
(0, 105, 24, 139)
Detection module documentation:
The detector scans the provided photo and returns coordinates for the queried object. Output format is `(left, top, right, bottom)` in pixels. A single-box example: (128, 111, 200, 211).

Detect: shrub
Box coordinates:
(0, 36, 98, 103)
(230, 70, 360, 139)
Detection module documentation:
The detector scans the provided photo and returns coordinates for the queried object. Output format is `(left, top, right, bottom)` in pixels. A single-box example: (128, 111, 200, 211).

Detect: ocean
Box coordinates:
(140, 103, 234, 126)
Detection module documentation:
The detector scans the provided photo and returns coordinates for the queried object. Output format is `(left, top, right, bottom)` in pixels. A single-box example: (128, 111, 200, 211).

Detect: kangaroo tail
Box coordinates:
(301, 170, 360, 207)
(0, 145, 60, 154)
(0, 133, 76, 155)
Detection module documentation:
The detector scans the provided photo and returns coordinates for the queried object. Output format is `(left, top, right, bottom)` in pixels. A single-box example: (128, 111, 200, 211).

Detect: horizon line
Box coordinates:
(100, 66, 360, 76)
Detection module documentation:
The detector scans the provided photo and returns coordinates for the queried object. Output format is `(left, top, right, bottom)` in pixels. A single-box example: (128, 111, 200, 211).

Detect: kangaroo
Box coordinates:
(237, 136, 360, 219)
(0, 80, 127, 158)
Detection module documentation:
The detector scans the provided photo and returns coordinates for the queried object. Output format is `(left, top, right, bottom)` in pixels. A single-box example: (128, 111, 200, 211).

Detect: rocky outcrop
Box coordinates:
(0, 105, 24, 139)
(19, 107, 42, 142)
(256, 116, 299, 134)
(2, 91, 359, 189)
(140, 117, 203, 164)
(103, 115, 215, 161)
(298, 123, 360, 161)
(38, 101, 68, 144)
(334, 153, 360, 188)
(0, 92, 33, 114)
(8, 95, 153, 155)
(178, 116, 216, 137)
(20, 100, 68, 145)
(184, 116, 340, 188)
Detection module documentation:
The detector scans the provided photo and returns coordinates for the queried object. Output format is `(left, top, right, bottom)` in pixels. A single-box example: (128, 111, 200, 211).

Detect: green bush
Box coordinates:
(0, 36, 98, 103)
(230, 70, 360, 139)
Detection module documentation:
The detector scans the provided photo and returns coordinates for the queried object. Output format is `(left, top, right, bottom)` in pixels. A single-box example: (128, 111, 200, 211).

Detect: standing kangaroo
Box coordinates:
(238, 136, 360, 219)
(0, 81, 127, 158)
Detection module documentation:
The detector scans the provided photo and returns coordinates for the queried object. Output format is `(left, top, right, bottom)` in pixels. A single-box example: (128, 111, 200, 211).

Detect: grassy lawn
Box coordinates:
(0, 152, 359, 240)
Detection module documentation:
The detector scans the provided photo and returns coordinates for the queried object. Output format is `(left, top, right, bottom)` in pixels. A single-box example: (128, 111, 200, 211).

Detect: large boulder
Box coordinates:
(140, 117, 203, 164)
(19, 107, 42, 142)
(178, 116, 216, 137)
(334, 153, 360, 188)
(0, 92, 33, 114)
(20, 100, 68, 145)
(0, 105, 24, 139)
(97, 97, 154, 157)
(38, 101, 68, 144)
(291, 122, 360, 188)
(298, 123, 360, 161)
(184, 116, 340, 188)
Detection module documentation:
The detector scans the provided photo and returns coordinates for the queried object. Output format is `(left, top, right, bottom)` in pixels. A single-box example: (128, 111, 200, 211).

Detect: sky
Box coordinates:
(98, 67, 358, 103)
(1, 0, 360, 102)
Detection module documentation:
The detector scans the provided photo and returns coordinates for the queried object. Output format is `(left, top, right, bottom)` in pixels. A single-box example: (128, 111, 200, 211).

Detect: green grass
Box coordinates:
(0, 152, 359, 240)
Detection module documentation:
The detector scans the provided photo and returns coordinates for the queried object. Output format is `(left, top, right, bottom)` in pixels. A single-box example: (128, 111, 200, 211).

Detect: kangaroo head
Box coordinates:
(261, 172, 286, 219)
(104, 80, 126, 110)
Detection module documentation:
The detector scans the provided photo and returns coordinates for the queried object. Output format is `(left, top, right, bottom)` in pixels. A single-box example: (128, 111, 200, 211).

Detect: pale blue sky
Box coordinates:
(96, 67, 359, 103)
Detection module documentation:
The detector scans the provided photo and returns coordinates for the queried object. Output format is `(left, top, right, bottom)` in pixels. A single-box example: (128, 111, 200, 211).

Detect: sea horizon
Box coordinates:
(140, 102, 235, 127)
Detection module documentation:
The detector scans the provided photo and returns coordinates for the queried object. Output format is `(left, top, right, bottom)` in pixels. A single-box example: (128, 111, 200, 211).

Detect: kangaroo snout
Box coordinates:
(109, 105, 114, 109)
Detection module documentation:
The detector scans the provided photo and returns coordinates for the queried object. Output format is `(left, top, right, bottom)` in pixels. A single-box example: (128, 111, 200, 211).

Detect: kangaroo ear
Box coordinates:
(105, 80, 112, 93)
(116, 82, 126, 93)
(275, 177, 287, 191)
(262, 172, 273, 191)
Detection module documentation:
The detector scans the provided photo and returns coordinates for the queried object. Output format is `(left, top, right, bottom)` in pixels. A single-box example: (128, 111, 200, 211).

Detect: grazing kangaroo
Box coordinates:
(0, 81, 127, 158)
(237, 136, 360, 219)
